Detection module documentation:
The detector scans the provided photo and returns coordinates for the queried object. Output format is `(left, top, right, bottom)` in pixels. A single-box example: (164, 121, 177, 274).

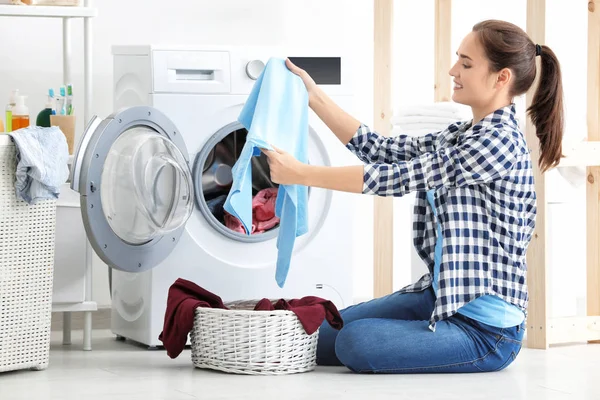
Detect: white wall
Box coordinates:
(0, 0, 589, 315)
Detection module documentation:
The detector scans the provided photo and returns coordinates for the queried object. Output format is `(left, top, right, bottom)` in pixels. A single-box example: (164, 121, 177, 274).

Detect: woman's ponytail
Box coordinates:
(473, 21, 565, 172)
(526, 45, 565, 172)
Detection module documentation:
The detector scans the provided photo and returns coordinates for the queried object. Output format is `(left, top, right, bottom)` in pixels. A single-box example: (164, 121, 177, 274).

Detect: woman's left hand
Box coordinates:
(261, 146, 308, 186)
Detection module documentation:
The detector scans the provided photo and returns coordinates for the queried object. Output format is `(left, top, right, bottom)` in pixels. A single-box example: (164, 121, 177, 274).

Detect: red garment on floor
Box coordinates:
(158, 279, 227, 359)
(224, 188, 280, 234)
(158, 278, 344, 359)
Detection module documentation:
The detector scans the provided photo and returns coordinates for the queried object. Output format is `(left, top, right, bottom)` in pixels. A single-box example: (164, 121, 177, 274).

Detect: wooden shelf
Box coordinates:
(558, 140, 600, 167)
(0, 4, 96, 18)
(548, 316, 600, 344)
(52, 301, 98, 313)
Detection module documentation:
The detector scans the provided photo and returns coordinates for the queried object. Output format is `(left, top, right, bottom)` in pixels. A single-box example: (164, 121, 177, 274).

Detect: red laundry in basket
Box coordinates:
(254, 297, 344, 335)
(158, 278, 343, 359)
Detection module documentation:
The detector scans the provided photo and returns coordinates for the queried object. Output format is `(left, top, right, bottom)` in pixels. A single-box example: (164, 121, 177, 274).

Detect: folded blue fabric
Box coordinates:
(223, 58, 309, 287)
(8, 126, 69, 204)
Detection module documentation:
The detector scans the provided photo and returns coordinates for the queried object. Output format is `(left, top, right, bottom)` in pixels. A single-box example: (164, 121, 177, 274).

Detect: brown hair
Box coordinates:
(472, 20, 564, 172)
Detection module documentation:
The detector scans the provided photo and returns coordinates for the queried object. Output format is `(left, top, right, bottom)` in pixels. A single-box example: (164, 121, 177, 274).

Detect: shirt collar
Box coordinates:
(467, 103, 519, 133)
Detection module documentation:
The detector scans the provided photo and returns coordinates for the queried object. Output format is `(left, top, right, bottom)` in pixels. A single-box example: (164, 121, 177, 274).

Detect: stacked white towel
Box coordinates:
(390, 101, 471, 136)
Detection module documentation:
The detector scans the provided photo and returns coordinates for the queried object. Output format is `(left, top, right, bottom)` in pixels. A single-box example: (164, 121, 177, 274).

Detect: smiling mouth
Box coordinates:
(454, 83, 463, 90)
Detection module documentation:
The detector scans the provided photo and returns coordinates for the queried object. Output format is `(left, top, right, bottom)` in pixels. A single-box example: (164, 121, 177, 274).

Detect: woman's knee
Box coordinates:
(334, 319, 376, 373)
(316, 320, 343, 366)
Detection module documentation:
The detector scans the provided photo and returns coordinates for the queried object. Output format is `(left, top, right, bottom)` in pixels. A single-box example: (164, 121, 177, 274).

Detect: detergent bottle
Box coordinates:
(4, 89, 19, 132)
(11, 95, 30, 131)
(36, 89, 55, 128)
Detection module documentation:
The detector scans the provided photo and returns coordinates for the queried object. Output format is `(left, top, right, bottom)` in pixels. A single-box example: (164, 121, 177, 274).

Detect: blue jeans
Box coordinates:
(317, 287, 524, 373)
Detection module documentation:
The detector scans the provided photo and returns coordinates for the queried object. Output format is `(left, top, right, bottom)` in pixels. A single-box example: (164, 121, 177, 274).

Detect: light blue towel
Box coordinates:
(8, 126, 69, 204)
(223, 58, 309, 287)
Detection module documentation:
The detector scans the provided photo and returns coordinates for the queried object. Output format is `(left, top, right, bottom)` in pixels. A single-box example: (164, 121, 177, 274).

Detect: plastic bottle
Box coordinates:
(59, 85, 66, 115)
(66, 84, 73, 115)
(36, 89, 55, 128)
(5, 89, 18, 133)
(4, 104, 11, 133)
(11, 95, 30, 131)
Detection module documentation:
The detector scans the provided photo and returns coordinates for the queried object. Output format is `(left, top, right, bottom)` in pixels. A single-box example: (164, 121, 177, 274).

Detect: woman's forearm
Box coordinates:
(310, 88, 362, 146)
(300, 164, 364, 194)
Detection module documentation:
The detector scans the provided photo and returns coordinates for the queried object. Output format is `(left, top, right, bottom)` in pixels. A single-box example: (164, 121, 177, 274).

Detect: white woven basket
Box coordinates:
(190, 301, 319, 375)
(0, 136, 56, 373)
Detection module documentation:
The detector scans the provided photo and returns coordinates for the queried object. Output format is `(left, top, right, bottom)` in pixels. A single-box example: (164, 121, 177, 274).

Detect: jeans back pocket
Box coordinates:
(473, 337, 522, 372)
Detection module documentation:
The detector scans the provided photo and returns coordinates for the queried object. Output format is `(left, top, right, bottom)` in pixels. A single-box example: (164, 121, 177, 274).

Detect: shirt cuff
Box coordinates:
(345, 123, 370, 152)
(362, 163, 409, 197)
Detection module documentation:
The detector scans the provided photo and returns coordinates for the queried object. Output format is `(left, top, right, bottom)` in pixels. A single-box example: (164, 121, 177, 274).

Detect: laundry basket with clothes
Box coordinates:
(158, 278, 344, 375)
(0, 127, 69, 373)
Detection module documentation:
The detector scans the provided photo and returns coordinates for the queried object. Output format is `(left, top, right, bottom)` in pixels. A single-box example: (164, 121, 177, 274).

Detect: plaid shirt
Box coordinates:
(346, 104, 535, 331)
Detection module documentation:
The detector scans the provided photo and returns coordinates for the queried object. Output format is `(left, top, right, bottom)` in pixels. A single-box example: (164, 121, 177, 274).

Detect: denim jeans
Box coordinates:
(317, 287, 524, 373)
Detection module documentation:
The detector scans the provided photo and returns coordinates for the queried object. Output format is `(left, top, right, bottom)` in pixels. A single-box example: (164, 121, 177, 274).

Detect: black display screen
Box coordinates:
(287, 57, 341, 85)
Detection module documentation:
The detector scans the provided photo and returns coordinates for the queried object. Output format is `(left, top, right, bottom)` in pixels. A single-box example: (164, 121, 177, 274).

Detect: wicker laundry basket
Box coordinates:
(0, 135, 56, 373)
(190, 300, 319, 375)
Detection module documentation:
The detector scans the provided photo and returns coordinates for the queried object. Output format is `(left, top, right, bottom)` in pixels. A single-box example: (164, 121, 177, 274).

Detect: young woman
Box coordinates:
(262, 19, 564, 373)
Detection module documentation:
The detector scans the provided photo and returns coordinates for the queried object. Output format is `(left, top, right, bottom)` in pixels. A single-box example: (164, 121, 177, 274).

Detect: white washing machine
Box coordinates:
(69, 45, 359, 347)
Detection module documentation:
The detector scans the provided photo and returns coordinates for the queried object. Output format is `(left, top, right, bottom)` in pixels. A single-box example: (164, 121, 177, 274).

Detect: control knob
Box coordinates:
(245, 60, 265, 80)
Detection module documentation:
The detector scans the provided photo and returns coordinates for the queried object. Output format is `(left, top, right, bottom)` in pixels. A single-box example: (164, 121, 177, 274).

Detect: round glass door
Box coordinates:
(70, 106, 194, 273)
(101, 126, 193, 244)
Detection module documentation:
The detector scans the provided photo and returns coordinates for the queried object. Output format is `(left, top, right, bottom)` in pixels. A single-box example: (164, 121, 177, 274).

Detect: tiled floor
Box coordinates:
(1, 329, 599, 400)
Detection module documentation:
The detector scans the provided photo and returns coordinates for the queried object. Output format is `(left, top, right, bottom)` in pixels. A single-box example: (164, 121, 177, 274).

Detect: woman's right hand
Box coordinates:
(286, 58, 360, 146)
(285, 58, 319, 105)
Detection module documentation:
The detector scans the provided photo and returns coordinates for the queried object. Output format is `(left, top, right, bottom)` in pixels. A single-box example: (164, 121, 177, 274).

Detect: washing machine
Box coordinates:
(69, 45, 360, 347)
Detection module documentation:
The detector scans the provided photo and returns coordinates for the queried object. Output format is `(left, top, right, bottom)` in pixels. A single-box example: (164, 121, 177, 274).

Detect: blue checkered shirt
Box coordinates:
(346, 104, 535, 330)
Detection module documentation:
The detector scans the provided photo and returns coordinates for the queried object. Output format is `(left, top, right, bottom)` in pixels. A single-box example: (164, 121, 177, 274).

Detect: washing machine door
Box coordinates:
(70, 106, 194, 273)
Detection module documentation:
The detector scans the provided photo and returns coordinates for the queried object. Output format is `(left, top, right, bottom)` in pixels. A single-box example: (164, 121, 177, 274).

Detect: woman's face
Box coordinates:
(448, 32, 499, 110)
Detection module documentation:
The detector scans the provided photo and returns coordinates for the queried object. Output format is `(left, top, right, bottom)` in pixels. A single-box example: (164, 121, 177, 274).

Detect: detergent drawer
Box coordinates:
(152, 50, 231, 94)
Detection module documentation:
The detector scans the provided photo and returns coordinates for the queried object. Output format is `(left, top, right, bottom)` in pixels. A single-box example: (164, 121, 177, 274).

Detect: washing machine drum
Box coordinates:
(102, 126, 194, 244)
(70, 106, 195, 273)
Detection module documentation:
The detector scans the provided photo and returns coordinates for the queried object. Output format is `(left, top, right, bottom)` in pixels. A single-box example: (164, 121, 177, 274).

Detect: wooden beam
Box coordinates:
(587, 0, 600, 343)
(558, 140, 600, 167)
(434, 0, 452, 102)
(373, 0, 394, 298)
(525, 0, 548, 350)
(548, 316, 600, 345)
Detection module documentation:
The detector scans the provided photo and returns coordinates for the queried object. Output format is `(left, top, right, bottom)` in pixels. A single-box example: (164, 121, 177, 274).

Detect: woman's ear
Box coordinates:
(495, 68, 512, 89)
